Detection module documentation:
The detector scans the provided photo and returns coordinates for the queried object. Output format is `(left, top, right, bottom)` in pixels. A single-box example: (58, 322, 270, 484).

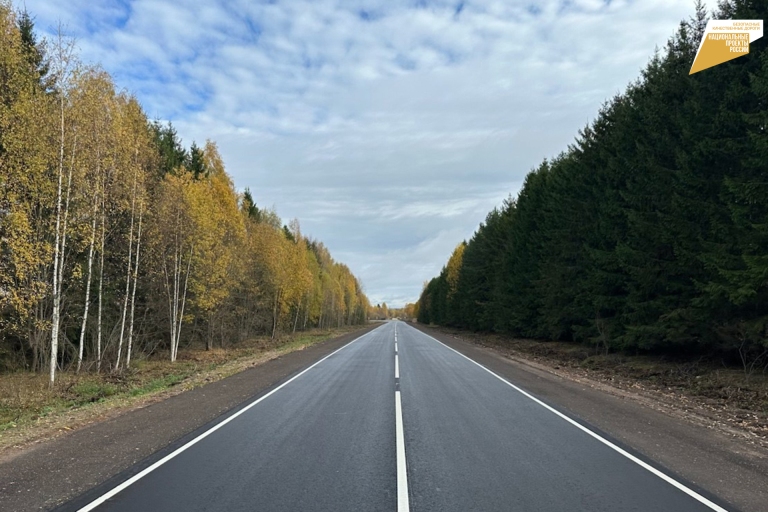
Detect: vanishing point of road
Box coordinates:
(62, 321, 732, 512)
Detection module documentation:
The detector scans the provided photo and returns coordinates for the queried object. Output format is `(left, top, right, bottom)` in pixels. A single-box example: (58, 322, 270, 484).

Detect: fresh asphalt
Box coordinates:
(66, 321, 731, 512)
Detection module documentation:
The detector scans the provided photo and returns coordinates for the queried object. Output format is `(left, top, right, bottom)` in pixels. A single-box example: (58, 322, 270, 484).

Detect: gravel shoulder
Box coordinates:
(0, 324, 377, 512)
(412, 323, 768, 512)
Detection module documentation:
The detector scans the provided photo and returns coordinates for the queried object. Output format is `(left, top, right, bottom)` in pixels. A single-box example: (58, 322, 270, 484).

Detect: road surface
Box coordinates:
(63, 321, 732, 512)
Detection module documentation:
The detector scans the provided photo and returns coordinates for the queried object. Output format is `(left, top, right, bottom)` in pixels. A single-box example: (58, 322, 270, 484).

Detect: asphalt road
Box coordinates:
(64, 321, 733, 512)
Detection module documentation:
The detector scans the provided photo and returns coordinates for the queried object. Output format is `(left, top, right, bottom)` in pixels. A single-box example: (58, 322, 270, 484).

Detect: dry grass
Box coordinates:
(0, 326, 365, 451)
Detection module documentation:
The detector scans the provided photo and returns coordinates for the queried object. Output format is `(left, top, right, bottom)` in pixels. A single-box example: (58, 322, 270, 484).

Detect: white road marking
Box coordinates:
(414, 327, 729, 512)
(76, 326, 382, 512)
(395, 354, 400, 379)
(395, 342, 398, 352)
(396, 390, 410, 512)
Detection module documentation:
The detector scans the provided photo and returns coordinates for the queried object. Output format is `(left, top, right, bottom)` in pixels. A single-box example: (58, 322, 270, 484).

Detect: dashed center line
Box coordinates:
(394, 324, 409, 512)
(395, 390, 409, 512)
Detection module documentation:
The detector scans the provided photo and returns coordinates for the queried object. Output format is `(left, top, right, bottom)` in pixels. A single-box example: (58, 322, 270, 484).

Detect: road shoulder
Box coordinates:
(410, 323, 768, 512)
(0, 324, 377, 512)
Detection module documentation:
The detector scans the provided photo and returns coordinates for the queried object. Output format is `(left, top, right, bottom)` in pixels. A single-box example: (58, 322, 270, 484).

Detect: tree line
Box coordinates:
(418, 1, 768, 367)
(381, 303, 418, 321)
(0, 4, 370, 383)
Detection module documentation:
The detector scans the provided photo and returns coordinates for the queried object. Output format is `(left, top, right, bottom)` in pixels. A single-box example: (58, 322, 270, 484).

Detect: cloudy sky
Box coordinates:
(25, 0, 694, 307)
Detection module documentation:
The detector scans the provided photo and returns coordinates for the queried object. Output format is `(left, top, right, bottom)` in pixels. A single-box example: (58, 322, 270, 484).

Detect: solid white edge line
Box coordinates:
(76, 325, 383, 512)
(395, 354, 400, 379)
(411, 326, 729, 512)
(395, 390, 410, 512)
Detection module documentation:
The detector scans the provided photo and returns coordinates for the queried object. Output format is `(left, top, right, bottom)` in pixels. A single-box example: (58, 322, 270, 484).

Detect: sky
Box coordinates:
(23, 0, 695, 307)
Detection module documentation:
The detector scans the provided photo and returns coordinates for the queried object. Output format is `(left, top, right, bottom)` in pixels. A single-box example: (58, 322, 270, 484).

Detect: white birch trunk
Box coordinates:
(162, 247, 176, 361)
(172, 244, 193, 362)
(96, 184, 106, 373)
(49, 27, 76, 385)
(292, 296, 302, 333)
(177, 245, 193, 360)
(77, 183, 99, 373)
(50, 97, 73, 385)
(172, 237, 180, 361)
(49, 100, 64, 385)
(115, 170, 137, 370)
(271, 289, 281, 340)
(171, 210, 180, 361)
(126, 201, 143, 368)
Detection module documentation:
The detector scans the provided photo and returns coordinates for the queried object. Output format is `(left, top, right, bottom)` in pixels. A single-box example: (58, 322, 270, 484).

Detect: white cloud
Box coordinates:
(24, 0, 695, 306)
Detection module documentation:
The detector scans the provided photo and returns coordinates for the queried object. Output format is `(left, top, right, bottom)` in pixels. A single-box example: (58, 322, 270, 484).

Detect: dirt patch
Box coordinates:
(420, 324, 768, 449)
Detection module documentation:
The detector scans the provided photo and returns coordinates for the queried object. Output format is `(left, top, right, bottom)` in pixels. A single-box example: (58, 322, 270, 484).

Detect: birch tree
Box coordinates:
(117, 96, 151, 369)
(151, 172, 196, 362)
(71, 69, 115, 372)
(188, 141, 244, 350)
(48, 26, 78, 385)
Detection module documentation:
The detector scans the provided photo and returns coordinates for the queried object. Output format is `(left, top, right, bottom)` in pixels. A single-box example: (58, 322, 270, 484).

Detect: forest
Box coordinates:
(0, 3, 370, 385)
(418, 1, 768, 369)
